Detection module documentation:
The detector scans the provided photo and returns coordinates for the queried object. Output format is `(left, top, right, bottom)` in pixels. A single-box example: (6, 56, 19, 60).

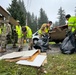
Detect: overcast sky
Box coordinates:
(0, 0, 76, 23)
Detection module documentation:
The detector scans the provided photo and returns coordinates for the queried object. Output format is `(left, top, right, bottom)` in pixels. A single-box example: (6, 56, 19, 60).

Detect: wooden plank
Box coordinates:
(26, 50, 40, 61)
(16, 55, 46, 67)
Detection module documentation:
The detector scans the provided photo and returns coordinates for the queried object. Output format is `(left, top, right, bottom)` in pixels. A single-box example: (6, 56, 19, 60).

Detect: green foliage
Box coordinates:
(54, 21, 59, 26)
(46, 54, 76, 75)
(7, 0, 26, 26)
(0, 53, 76, 75)
(58, 7, 66, 26)
(7, 0, 38, 32)
(18, 0, 26, 26)
(31, 13, 38, 33)
(7, 0, 49, 32)
(27, 12, 38, 33)
(7, 0, 19, 20)
(38, 8, 48, 29)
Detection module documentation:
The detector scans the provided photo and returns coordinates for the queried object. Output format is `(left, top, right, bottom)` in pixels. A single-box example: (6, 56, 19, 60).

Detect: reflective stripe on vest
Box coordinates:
(25, 26, 32, 38)
(68, 16, 76, 32)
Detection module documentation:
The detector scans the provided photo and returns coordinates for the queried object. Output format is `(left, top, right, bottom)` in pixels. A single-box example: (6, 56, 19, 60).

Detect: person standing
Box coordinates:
(65, 14, 76, 48)
(16, 20, 23, 51)
(0, 20, 10, 52)
(65, 14, 76, 33)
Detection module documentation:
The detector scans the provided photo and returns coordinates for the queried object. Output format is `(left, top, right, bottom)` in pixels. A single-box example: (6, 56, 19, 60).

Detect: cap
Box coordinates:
(65, 14, 71, 18)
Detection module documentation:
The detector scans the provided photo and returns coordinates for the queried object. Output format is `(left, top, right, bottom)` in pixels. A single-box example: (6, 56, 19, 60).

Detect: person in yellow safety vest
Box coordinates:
(16, 20, 23, 51)
(65, 14, 76, 33)
(38, 26, 47, 38)
(38, 21, 52, 38)
(22, 25, 33, 50)
(38, 21, 52, 50)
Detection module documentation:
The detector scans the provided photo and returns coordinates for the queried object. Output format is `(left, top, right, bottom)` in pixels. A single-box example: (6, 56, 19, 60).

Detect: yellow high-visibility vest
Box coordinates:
(68, 16, 76, 32)
(16, 25, 22, 38)
(41, 23, 49, 33)
(25, 26, 32, 38)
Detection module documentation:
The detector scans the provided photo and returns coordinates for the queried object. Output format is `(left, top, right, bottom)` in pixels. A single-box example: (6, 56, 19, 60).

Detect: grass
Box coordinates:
(0, 53, 76, 75)
(46, 53, 76, 75)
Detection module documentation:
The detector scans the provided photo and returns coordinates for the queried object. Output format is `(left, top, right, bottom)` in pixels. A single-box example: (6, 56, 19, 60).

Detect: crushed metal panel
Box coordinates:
(0, 50, 39, 60)
(16, 55, 46, 67)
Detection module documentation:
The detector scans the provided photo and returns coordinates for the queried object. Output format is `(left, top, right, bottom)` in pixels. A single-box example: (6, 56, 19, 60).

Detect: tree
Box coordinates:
(38, 8, 48, 29)
(18, 0, 26, 25)
(31, 13, 38, 33)
(27, 12, 32, 27)
(54, 21, 59, 26)
(27, 12, 38, 33)
(57, 7, 66, 26)
(74, 7, 76, 16)
(7, 0, 19, 20)
(7, 0, 26, 26)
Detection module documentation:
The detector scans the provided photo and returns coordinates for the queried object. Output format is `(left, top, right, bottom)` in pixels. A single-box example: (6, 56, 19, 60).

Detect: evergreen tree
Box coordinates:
(74, 7, 76, 16)
(27, 12, 32, 27)
(58, 7, 66, 26)
(38, 8, 48, 29)
(54, 21, 59, 26)
(26, 12, 38, 33)
(18, 0, 26, 25)
(7, 0, 26, 26)
(31, 13, 38, 33)
(7, 0, 19, 20)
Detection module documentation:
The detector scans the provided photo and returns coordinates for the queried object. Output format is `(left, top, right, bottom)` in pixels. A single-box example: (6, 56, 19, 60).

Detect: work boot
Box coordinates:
(17, 47, 23, 52)
(28, 47, 33, 50)
(28, 48, 31, 50)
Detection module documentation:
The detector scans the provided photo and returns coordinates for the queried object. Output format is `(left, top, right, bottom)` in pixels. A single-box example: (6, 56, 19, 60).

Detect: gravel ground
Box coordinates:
(0, 43, 61, 56)
(47, 44, 61, 54)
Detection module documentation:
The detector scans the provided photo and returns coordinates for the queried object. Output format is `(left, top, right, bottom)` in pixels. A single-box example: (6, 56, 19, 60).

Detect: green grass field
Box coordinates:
(0, 53, 76, 75)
